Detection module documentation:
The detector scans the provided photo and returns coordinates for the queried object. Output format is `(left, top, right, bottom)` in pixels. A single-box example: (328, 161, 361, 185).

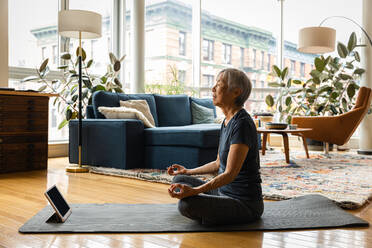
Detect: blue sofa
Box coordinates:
(69, 91, 221, 170)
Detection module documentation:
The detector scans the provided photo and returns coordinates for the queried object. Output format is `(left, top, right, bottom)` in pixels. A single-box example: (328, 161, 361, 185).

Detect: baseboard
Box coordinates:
(48, 142, 68, 158)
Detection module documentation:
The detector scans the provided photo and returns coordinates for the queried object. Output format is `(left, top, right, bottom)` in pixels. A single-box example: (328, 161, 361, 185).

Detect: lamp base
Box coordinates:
(357, 149, 372, 155)
(66, 165, 89, 173)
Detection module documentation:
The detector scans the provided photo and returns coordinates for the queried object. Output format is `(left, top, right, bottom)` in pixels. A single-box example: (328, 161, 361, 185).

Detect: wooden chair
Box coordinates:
(291, 86, 372, 153)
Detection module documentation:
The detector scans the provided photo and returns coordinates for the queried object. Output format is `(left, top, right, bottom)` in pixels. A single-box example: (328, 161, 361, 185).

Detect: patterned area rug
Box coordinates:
(88, 150, 372, 209)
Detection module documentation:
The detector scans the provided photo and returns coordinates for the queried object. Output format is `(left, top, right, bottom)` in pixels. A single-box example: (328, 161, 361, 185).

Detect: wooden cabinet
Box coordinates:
(0, 91, 56, 173)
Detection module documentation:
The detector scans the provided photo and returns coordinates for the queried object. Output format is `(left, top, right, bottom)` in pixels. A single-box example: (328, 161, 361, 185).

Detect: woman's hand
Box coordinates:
(167, 164, 188, 176)
(168, 183, 199, 199)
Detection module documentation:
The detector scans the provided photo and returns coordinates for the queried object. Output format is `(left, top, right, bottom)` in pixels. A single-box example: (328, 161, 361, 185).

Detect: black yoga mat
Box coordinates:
(19, 195, 368, 233)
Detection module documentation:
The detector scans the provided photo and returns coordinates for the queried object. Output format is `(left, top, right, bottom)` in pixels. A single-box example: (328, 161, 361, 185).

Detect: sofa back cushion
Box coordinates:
(92, 91, 159, 126)
(190, 97, 216, 118)
(154, 94, 191, 127)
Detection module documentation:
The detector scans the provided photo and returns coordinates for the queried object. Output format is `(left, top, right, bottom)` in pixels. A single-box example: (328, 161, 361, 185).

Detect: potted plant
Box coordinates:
(22, 48, 125, 129)
(265, 32, 368, 149)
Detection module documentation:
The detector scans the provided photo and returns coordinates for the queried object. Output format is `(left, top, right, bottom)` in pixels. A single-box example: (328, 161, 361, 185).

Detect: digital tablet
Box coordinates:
(44, 185, 72, 222)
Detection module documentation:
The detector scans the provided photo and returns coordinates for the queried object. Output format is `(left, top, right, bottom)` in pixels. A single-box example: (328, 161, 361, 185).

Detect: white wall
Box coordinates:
(0, 0, 8, 87)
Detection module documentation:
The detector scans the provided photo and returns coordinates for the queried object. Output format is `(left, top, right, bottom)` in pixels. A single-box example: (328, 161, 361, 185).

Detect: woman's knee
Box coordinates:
(177, 198, 199, 220)
(172, 174, 189, 184)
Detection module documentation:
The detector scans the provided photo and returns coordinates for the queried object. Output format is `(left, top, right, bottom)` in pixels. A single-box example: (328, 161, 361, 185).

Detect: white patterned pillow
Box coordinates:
(120, 100, 155, 127)
(98, 106, 155, 128)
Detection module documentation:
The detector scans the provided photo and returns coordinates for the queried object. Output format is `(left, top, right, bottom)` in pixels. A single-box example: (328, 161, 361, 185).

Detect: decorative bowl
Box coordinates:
(265, 122, 288, 130)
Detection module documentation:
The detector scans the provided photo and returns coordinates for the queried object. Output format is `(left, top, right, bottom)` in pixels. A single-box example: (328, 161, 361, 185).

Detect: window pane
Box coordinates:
(144, 0, 194, 95)
(9, 0, 58, 69)
(69, 0, 113, 75)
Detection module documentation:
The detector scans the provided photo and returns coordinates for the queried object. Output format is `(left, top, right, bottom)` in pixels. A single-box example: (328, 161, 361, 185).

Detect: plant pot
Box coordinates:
(306, 138, 333, 151)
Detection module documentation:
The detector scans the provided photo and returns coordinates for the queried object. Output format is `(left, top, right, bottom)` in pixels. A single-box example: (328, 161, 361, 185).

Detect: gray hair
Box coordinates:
(218, 68, 252, 107)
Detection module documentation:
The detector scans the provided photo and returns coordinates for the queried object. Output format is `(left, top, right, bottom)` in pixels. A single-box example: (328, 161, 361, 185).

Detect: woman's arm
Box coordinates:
(194, 144, 248, 194)
(186, 155, 220, 175)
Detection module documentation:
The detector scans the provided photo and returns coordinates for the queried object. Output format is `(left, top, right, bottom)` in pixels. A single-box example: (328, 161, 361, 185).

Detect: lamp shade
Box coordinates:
(298, 27, 336, 54)
(58, 10, 102, 39)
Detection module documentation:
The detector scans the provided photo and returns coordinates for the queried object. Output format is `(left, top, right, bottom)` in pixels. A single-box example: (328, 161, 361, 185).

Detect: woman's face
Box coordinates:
(212, 73, 239, 108)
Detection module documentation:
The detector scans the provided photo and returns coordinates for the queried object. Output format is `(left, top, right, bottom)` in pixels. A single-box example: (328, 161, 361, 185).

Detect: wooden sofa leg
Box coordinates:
(324, 142, 330, 155)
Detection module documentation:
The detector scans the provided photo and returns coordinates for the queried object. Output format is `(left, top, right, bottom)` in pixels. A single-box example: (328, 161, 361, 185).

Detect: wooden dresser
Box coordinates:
(0, 91, 57, 173)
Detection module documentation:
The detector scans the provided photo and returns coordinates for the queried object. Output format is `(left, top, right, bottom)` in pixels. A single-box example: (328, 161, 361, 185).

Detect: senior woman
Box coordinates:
(167, 68, 263, 225)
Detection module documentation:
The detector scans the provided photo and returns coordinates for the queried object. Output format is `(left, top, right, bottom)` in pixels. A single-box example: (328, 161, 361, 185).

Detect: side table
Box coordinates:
(257, 128, 312, 163)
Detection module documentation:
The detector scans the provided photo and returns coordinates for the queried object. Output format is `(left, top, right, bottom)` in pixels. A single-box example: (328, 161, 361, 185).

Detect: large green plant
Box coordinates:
(22, 48, 125, 129)
(265, 32, 366, 123)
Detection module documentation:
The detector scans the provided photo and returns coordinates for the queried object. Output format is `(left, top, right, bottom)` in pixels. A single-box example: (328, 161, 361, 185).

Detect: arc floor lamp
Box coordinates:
(58, 10, 102, 172)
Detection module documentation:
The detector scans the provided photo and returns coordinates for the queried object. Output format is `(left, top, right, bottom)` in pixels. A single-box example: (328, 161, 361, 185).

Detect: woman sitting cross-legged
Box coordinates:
(167, 68, 264, 225)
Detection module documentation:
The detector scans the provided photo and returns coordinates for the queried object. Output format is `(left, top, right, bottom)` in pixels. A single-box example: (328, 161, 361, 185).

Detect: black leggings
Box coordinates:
(172, 174, 264, 225)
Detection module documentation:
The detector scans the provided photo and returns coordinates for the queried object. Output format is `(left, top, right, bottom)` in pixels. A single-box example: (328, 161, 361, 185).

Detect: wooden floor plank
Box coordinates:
(0, 157, 371, 248)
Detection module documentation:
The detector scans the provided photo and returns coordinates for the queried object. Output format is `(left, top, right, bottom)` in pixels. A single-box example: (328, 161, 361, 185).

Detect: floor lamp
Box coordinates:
(58, 10, 102, 172)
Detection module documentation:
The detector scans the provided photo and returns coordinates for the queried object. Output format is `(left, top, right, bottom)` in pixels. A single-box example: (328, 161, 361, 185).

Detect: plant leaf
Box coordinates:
(272, 65, 281, 78)
(285, 96, 292, 106)
(265, 94, 274, 107)
(76, 47, 87, 61)
(39, 58, 49, 72)
(314, 57, 325, 72)
(58, 119, 69, 130)
(21, 75, 39, 83)
(337, 42, 348, 58)
(354, 68, 365, 75)
(268, 82, 281, 87)
(114, 78, 122, 87)
(281, 67, 288, 80)
(87, 59, 93, 68)
(66, 109, 73, 121)
(347, 84, 356, 99)
(60, 53, 71, 60)
(292, 80, 302, 85)
(57, 65, 69, 70)
(347, 32, 357, 52)
(339, 73, 353, 80)
(119, 55, 126, 62)
(354, 51, 360, 62)
(114, 61, 121, 72)
(109, 53, 117, 64)
(38, 85, 47, 92)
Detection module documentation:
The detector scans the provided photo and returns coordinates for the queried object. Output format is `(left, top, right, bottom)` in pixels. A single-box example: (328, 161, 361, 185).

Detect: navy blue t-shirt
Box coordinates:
(218, 109, 262, 201)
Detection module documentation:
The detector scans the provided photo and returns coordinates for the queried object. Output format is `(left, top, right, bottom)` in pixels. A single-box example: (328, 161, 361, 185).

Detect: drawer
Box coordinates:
(0, 134, 47, 144)
(0, 118, 48, 132)
(0, 95, 48, 112)
(0, 111, 48, 120)
(0, 142, 47, 172)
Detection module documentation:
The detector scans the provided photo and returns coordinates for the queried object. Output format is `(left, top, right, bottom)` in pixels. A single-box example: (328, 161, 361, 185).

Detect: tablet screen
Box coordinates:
(46, 186, 70, 216)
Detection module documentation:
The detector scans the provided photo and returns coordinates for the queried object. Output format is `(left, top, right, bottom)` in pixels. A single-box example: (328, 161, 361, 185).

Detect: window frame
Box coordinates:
(179, 31, 186, 56)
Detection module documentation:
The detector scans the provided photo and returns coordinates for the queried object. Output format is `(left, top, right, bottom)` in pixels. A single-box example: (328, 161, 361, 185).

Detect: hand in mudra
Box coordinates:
(167, 164, 187, 176)
(168, 183, 197, 199)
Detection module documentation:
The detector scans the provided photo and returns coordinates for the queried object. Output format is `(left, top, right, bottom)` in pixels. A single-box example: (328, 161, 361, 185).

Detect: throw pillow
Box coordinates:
(191, 101, 215, 124)
(98, 106, 155, 128)
(120, 100, 155, 127)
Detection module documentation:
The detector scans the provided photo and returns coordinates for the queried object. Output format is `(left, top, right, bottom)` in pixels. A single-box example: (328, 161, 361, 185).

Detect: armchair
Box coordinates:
(291, 86, 372, 153)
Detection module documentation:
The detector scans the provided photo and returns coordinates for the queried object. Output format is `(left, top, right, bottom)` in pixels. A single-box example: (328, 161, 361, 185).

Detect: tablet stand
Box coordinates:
(46, 212, 63, 223)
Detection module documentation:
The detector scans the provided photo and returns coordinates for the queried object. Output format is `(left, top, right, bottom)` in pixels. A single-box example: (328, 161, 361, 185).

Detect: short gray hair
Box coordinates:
(218, 68, 252, 107)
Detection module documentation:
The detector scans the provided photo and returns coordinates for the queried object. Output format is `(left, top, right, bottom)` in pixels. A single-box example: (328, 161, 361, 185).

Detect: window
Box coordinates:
(51, 109, 57, 128)
(261, 51, 265, 69)
(41, 47, 47, 61)
(300, 62, 305, 78)
(240, 47, 244, 68)
(260, 81, 265, 98)
(178, 70, 186, 83)
(179, 31, 186, 56)
(222, 43, 232, 64)
(202, 39, 214, 61)
(253, 49, 257, 68)
(202, 75, 214, 88)
(290, 60, 296, 75)
(91, 40, 98, 59)
(267, 54, 271, 71)
(52, 45, 58, 65)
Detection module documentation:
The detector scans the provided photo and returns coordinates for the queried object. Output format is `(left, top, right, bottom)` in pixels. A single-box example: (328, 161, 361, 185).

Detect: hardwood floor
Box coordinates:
(0, 157, 371, 248)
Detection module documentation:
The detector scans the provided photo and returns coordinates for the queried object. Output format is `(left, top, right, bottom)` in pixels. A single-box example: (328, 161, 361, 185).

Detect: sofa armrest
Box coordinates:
(69, 119, 145, 169)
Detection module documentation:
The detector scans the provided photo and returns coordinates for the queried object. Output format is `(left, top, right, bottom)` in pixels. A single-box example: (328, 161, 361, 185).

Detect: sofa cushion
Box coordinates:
(145, 124, 221, 148)
(154, 94, 191, 127)
(120, 100, 155, 127)
(92, 91, 120, 119)
(119, 94, 159, 127)
(190, 97, 216, 117)
(92, 91, 159, 126)
(191, 101, 215, 124)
